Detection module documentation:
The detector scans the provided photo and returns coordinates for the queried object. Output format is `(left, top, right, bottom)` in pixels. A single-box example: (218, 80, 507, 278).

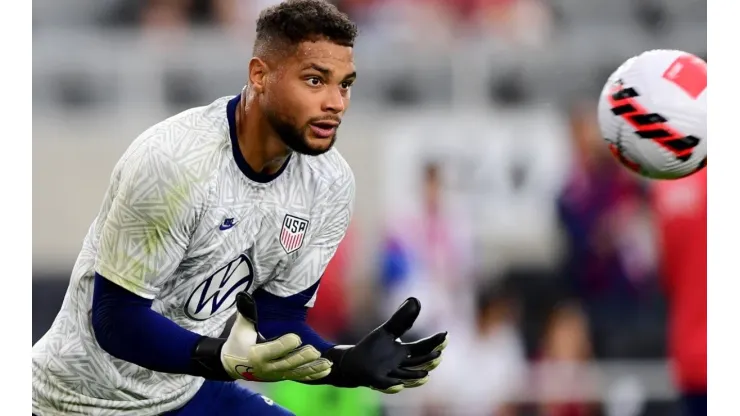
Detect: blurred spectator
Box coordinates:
(341, 0, 458, 46)
(141, 0, 193, 33)
(650, 168, 706, 416)
(97, 0, 554, 47)
(334, 0, 553, 46)
(379, 161, 476, 338)
(210, 0, 284, 36)
(469, 0, 554, 46)
(423, 279, 526, 416)
(503, 267, 572, 359)
(555, 100, 659, 358)
(99, 0, 222, 33)
(533, 301, 598, 416)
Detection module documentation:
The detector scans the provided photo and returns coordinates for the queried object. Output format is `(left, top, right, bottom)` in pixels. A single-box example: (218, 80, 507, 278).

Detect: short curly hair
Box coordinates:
(254, 0, 358, 56)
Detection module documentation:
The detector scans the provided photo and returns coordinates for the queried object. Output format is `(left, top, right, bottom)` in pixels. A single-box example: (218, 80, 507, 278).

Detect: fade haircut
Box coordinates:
(254, 0, 358, 58)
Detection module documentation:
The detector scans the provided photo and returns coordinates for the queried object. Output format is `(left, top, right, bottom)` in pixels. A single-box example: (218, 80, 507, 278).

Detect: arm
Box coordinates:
(91, 140, 222, 377)
(91, 273, 205, 376)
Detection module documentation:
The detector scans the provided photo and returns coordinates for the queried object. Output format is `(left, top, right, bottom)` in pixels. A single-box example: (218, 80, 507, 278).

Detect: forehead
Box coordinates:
(287, 40, 354, 73)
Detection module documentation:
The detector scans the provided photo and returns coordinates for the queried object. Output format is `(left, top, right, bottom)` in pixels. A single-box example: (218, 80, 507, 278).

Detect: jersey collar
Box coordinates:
(227, 93, 292, 184)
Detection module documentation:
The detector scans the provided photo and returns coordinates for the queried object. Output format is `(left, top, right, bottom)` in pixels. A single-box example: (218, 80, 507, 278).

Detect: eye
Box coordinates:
(305, 77, 323, 87)
(340, 80, 353, 90)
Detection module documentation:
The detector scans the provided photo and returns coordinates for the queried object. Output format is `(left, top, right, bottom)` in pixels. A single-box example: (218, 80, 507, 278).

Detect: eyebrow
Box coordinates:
(305, 63, 357, 80)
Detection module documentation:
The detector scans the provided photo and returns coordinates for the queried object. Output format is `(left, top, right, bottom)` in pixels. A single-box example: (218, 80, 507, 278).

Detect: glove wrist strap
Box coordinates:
(190, 336, 234, 381)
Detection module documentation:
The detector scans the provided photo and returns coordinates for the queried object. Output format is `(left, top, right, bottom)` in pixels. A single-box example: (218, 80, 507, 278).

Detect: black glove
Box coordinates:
(317, 297, 448, 393)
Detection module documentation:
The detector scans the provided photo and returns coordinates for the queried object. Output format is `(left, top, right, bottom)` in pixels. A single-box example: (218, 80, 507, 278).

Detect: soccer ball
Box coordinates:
(597, 49, 707, 180)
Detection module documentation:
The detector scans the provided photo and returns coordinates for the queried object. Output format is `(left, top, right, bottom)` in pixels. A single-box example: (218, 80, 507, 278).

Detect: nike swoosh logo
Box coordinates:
(219, 218, 237, 231)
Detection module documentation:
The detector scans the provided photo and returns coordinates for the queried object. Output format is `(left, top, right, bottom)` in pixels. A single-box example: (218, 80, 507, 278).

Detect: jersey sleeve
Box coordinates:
(95, 140, 209, 299)
(261, 171, 356, 308)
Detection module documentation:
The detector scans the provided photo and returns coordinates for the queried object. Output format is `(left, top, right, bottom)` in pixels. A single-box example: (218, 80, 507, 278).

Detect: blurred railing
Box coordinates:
(33, 24, 706, 115)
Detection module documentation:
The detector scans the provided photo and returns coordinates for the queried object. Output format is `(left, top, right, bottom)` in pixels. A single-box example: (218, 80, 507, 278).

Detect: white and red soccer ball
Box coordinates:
(597, 49, 707, 180)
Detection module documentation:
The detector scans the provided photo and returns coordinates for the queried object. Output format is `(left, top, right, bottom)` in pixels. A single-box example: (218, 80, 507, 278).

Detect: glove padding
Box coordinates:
(220, 292, 332, 382)
(326, 297, 448, 394)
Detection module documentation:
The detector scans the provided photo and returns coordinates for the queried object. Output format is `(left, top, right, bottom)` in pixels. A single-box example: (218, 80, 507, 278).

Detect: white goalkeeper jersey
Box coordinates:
(31, 94, 355, 416)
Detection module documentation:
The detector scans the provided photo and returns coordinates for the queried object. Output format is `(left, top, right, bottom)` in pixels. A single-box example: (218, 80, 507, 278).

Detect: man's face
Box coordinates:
(261, 40, 356, 156)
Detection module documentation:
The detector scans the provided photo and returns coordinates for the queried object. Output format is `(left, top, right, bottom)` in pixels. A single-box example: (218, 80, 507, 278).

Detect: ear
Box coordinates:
(248, 57, 268, 94)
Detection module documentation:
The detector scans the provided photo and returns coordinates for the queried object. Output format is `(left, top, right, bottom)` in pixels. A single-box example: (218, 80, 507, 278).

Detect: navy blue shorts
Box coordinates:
(164, 380, 295, 416)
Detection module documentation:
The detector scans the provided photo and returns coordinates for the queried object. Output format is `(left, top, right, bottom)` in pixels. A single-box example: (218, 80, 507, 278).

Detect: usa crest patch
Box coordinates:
(280, 214, 309, 254)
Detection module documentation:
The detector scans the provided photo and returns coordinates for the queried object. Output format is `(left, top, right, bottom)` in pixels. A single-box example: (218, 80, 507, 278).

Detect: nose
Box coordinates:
(322, 88, 346, 114)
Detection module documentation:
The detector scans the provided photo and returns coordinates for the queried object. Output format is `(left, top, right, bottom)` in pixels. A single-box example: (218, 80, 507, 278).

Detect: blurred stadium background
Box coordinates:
(33, 1, 706, 415)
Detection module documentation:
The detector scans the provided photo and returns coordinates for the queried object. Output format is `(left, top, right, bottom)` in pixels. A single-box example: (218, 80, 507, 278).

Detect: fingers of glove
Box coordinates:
(294, 367, 332, 382)
(250, 333, 302, 362)
(434, 333, 449, 352)
(371, 383, 405, 395)
(288, 358, 333, 381)
(278, 356, 331, 378)
(381, 297, 421, 338)
(389, 367, 428, 381)
(261, 345, 321, 373)
(401, 350, 441, 368)
(403, 331, 448, 356)
(402, 375, 429, 388)
(406, 355, 443, 372)
(371, 375, 406, 393)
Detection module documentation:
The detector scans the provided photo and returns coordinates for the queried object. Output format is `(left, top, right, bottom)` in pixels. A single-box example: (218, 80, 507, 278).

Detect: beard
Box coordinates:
(265, 109, 337, 156)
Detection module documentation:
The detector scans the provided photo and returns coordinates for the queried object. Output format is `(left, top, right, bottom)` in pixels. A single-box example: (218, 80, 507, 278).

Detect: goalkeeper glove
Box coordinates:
(190, 292, 332, 382)
(317, 297, 448, 394)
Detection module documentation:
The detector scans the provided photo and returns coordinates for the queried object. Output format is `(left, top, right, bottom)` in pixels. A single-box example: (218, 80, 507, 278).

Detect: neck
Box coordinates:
(236, 93, 291, 175)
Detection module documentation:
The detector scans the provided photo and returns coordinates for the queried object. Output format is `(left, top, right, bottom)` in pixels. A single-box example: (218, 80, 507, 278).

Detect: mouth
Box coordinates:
(309, 121, 339, 139)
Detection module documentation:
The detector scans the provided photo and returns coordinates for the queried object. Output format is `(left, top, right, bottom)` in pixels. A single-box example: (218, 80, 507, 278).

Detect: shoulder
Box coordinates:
(298, 148, 355, 202)
(117, 97, 232, 183)
(111, 97, 232, 207)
